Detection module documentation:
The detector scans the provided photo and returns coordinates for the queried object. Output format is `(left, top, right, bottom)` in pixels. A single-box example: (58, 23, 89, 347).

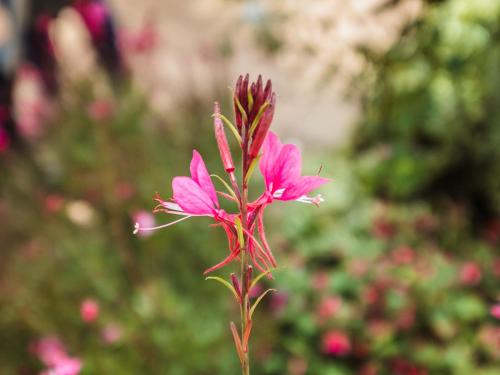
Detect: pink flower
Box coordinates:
(311, 271, 330, 291)
(31, 337, 82, 375)
(31, 337, 67, 367)
(135, 150, 230, 235)
(101, 323, 122, 344)
(0, 126, 11, 153)
(317, 296, 342, 320)
(391, 245, 415, 265)
(80, 298, 100, 323)
(48, 357, 83, 375)
(132, 211, 155, 238)
(45, 194, 65, 213)
(256, 131, 328, 205)
(88, 99, 115, 121)
(321, 330, 351, 356)
(74, 0, 109, 42)
(490, 304, 500, 319)
(459, 262, 482, 286)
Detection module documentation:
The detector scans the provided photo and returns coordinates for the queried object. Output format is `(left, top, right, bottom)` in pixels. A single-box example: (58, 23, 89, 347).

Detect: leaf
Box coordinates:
(213, 113, 242, 145)
(230, 322, 244, 365)
(234, 217, 245, 247)
(248, 101, 270, 135)
(205, 276, 239, 300)
(230, 88, 248, 127)
(245, 154, 261, 184)
(250, 288, 277, 318)
(250, 267, 280, 290)
(210, 174, 238, 201)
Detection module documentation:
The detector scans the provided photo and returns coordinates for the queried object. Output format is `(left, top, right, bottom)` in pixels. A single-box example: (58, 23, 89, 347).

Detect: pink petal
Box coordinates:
(172, 177, 214, 215)
(259, 131, 282, 187)
(271, 144, 302, 191)
(280, 176, 329, 200)
(189, 150, 218, 207)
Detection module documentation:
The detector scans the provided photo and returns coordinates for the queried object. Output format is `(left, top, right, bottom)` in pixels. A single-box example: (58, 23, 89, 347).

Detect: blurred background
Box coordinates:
(1, 0, 499, 374)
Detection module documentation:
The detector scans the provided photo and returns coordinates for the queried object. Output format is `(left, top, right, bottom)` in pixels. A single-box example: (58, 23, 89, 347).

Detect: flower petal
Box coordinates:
(189, 150, 218, 207)
(280, 176, 329, 200)
(172, 176, 215, 215)
(271, 144, 302, 191)
(259, 131, 282, 187)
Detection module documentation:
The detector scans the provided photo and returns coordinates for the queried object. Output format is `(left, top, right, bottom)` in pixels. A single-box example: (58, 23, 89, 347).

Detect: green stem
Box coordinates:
(239, 135, 250, 375)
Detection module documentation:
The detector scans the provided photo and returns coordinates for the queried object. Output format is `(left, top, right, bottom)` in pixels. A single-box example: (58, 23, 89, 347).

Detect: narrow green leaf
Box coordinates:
(250, 289, 277, 318)
(248, 101, 270, 135)
(245, 154, 261, 184)
(210, 174, 238, 201)
(213, 113, 242, 145)
(205, 276, 239, 300)
(247, 88, 254, 112)
(234, 217, 244, 247)
(250, 267, 279, 290)
(230, 88, 248, 126)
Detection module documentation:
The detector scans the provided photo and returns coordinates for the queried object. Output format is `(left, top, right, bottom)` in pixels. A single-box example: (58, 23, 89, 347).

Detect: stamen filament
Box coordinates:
(133, 215, 192, 234)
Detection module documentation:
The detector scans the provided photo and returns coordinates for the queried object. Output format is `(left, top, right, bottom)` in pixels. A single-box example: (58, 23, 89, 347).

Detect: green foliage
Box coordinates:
(353, 0, 500, 219)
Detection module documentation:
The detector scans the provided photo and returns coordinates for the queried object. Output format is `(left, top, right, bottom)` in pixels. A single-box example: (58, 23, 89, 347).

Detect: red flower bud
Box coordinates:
(214, 102, 235, 173)
(231, 273, 242, 301)
(245, 265, 253, 293)
(249, 93, 276, 158)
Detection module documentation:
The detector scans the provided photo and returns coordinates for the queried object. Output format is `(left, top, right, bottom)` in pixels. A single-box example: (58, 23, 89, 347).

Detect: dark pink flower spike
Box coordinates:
(258, 131, 329, 205)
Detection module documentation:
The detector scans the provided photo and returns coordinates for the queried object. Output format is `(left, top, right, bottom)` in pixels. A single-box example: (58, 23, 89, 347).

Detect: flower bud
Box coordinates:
(214, 102, 235, 173)
(249, 93, 276, 158)
(230, 273, 242, 301)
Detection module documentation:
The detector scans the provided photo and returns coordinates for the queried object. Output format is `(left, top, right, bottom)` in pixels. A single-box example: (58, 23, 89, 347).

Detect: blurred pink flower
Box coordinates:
(74, 0, 109, 42)
(120, 23, 158, 55)
(31, 337, 82, 375)
(288, 356, 308, 375)
(311, 271, 330, 291)
(317, 296, 342, 320)
(490, 304, 500, 319)
(372, 216, 395, 240)
(483, 218, 500, 244)
(87, 99, 115, 121)
(0, 127, 10, 153)
(101, 323, 122, 344)
(321, 330, 351, 357)
(45, 194, 65, 213)
(115, 181, 135, 199)
(31, 337, 67, 367)
(269, 291, 289, 315)
(248, 283, 263, 299)
(459, 262, 482, 286)
(133, 211, 155, 238)
(391, 358, 428, 375)
(493, 258, 500, 278)
(396, 307, 416, 330)
(391, 245, 415, 265)
(44, 357, 83, 375)
(80, 298, 100, 323)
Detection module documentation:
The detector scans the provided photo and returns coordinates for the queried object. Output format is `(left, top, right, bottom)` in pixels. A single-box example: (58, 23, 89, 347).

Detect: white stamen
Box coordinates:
(296, 194, 324, 206)
(133, 215, 193, 234)
(273, 188, 285, 199)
